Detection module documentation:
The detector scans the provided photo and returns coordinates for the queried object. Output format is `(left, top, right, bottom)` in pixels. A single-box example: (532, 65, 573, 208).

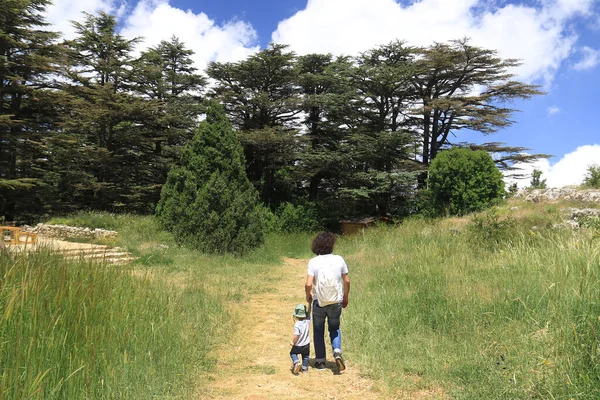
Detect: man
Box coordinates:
(305, 231, 351, 372)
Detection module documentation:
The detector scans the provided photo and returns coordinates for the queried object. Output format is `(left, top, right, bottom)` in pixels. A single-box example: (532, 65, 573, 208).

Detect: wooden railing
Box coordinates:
(1, 226, 37, 245)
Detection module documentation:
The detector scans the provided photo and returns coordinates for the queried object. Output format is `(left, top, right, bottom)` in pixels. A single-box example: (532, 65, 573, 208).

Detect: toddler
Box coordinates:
(289, 303, 311, 374)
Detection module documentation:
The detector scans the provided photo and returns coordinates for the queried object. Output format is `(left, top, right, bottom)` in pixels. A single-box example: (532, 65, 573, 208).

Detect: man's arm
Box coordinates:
(305, 275, 314, 304)
(342, 273, 350, 308)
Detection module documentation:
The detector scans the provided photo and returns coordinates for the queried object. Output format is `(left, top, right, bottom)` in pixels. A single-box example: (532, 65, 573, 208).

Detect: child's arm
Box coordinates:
(290, 334, 299, 347)
(307, 303, 312, 320)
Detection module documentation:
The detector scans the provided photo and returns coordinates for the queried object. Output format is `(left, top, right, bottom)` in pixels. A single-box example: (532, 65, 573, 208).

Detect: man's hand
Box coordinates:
(342, 296, 349, 308)
(306, 294, 313, 304)
(342, 273, 350, 308)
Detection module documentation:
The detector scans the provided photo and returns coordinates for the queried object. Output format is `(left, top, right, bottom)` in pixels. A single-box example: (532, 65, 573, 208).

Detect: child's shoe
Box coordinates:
(333, 349, 345, 372)
(292, 361, 301, 375)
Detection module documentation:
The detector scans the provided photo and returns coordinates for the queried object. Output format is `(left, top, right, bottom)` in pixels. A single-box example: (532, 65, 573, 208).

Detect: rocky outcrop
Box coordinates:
(24, 224, 118, 240)
(516, 188, 600, 203)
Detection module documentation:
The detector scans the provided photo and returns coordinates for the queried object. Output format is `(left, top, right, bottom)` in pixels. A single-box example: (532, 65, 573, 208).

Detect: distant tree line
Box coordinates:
(1, 1, 545, 224)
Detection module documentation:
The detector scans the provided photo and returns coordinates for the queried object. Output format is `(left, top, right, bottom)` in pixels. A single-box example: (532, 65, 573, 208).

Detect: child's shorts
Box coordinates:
(290, 344, 310, 357)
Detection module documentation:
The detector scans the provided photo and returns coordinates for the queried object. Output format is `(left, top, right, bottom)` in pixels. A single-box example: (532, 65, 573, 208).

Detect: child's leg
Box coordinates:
(301, 344, 310, 370)
(290, 352, 300, 365)
(301, 354, 310, 370)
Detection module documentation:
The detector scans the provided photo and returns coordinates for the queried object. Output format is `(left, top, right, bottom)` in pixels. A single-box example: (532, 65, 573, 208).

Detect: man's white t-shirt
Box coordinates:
(307, 254, 348, 305)
(294, 319, 310, 347)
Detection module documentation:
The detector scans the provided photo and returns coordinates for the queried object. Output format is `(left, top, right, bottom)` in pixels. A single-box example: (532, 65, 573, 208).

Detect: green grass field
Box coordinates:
(340, 200, 600, 398)
(2, 199, 600, 398)
(1, 214, 309, 399)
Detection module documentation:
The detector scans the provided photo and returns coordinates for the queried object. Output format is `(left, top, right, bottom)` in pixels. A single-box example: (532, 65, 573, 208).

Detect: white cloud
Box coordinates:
(44, 0, 121, 39)
(573, 46, 600, 70)
(120, 0, 259, 69)
(547, 105, 561, 116)
(43, 0, 259, 71)
(508, 144, 600, 188)
(272, 0, 594, 86)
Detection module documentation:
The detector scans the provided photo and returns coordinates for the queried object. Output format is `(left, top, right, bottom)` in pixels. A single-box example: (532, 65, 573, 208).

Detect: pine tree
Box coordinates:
(155, 103, 265, 254)
(340, 42, 420, 217)
(131, 36, 206, 152)
(61, 12, 157, 212)
(207, 44, 301, 206)
(0, 0, 64, 221)
(411, 39, 543, 167)
(295, 54, 353, 205)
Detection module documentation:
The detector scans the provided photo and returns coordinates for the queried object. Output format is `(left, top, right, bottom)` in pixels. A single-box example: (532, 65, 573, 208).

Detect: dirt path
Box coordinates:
(197, 258, 385, 400)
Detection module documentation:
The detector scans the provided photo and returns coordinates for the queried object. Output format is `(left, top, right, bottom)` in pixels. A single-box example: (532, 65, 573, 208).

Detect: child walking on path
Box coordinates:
(289, 303, 311, 375)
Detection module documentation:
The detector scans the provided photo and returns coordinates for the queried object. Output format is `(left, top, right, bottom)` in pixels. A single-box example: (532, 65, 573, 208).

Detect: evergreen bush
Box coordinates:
(155, 103, 266, 254)
(428, 148, 505, 216)
(582, 164, 600, 189)
(274, 202, 320, 233)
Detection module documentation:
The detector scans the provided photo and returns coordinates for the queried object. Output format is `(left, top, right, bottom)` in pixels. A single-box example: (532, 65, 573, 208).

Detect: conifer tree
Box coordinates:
(62, 12, 156, 212)
(295, 54, 353, 204)
(207, 44, 301, 206)
(156, 103, 265, 254)
(340, 42, 420, 217)
(0, 0, 64, 221)
(411, 39, 543, 167)
(131, 36, 206, 152)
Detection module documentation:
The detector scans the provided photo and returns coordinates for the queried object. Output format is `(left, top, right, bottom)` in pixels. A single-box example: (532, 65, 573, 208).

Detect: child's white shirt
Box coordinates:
(293, 319, 310, 347)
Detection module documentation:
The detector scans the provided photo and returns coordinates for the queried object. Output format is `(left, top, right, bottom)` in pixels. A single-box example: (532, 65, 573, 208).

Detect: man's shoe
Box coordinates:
(293, 362, 302, 374)
(333, 350, 345, 372)
(314, 361, 327, 370)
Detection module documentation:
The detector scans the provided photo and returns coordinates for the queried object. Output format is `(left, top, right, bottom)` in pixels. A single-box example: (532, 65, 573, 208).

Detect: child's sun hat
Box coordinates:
(293, 304, 307, 318)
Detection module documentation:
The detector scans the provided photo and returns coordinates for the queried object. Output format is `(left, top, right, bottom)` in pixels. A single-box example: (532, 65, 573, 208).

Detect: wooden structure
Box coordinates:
(340, 217, 393, 235)
(1, 226, 37, 245)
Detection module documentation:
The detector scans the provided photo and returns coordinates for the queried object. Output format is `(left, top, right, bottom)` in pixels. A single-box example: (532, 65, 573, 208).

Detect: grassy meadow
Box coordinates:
(0, 214, 311, 399)
(2, 198, 600, 398)
(340, 199, 600, 398)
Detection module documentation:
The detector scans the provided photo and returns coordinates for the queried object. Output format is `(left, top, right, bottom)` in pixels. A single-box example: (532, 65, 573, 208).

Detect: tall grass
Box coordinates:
(2, 213, 301, 399)
(0, 249, 225, 399)
(340, 207, 600, 398)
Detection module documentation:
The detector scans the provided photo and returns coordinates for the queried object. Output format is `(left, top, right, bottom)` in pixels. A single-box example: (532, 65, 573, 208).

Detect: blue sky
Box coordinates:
(43, 0, 600, 187)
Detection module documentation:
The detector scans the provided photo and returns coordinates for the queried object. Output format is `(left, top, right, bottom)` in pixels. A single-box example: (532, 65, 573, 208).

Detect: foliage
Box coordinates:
(507, 182, 519, 196)
(529, 168, 547, 189)
(1, 8, 543, 222)
(155, 103, 266, 254)
(582, 164, 600, 189)
(207, 44, 301, 206)
(1, 211, 300, 399)
(412, 39, 543, 167)
(467, 207, 516, 247)
(0, 250, 223, 399)
(428, 148, 505, 215)
(273, 202, 320, 233)
(0, 0, 63, 222)
(340, 200, 600, 397)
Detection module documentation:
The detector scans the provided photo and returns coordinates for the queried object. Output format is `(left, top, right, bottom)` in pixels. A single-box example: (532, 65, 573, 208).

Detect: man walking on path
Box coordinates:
(305, 232, 351, 372)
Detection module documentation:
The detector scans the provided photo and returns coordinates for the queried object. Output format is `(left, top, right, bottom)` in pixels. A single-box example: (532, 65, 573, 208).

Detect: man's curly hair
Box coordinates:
(311, 231, 336, 255)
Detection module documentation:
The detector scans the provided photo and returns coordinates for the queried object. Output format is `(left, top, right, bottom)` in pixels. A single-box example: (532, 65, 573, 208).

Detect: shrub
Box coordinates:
(155, 103, 266, 254)
(529, 169, 547, 189)
(582, 164, 600, 189)
(428, 148, 505, 216)
(274, 202, 320, 233)
(467, 207, 515, 247)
